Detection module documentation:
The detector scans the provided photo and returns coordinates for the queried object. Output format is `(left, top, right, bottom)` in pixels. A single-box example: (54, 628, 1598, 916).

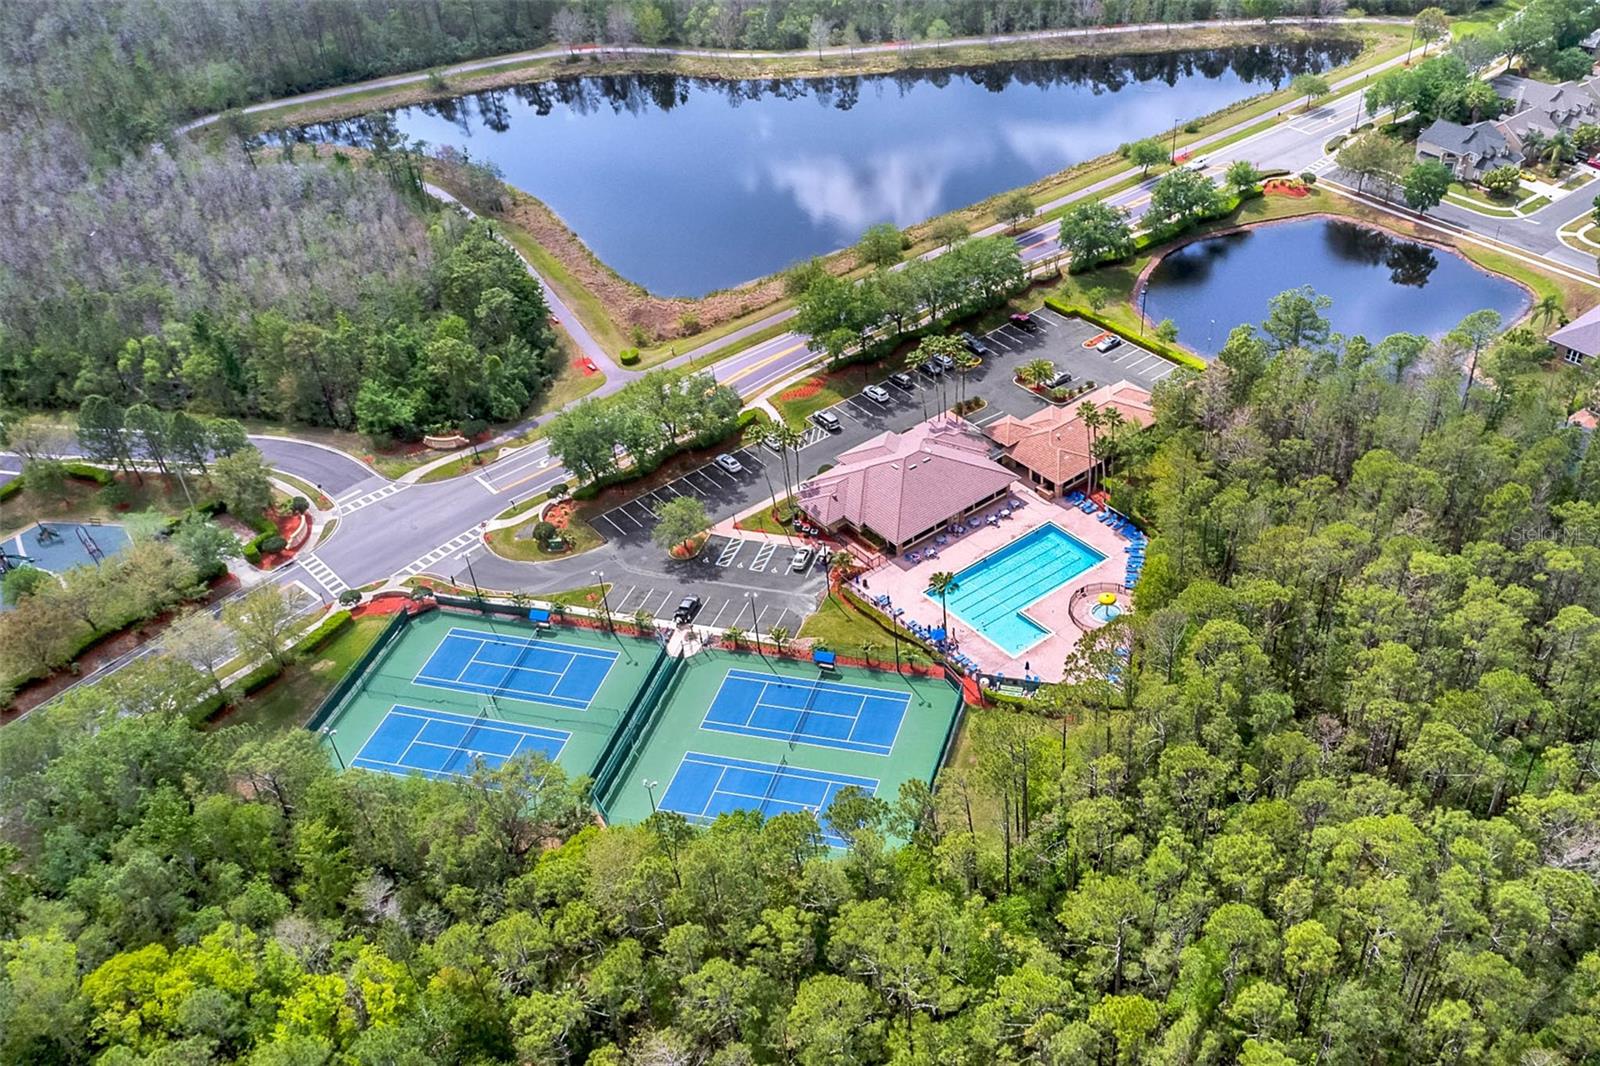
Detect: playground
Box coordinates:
(314, 608, 663, 784)
(598, 649, 962, 844)
(3, 521, 130, 573)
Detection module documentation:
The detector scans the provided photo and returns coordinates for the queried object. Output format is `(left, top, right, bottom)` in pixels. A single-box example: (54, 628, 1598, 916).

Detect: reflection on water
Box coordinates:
(1142, 219, 1530, 357)
(289, 43, 1358, 296)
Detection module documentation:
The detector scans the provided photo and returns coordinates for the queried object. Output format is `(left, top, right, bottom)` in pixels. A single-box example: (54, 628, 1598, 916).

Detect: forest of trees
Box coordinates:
(0, 126, 563, 440)
(2, 0, 1448, 158)
(4, 292, 1598, 1064)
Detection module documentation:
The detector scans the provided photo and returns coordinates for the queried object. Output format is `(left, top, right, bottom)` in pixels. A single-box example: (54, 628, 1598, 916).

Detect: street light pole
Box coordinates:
(591, 568, 614, 632)
(643, 778, 659, 814)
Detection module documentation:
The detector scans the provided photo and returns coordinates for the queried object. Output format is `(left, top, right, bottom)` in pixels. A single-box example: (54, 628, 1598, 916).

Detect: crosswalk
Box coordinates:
(396, 530, 481, 578)
(334, 482, 404, 517)
(297, 553, 348, 596)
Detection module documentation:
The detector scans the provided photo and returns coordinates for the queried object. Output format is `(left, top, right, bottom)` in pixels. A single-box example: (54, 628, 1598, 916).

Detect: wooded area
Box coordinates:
(4, 294, 1598, 1064)
(0, 125, 563, 439)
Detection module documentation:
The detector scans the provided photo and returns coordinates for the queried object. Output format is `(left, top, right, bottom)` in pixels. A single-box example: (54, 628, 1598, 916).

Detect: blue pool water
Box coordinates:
(931, 524, 1104, 656)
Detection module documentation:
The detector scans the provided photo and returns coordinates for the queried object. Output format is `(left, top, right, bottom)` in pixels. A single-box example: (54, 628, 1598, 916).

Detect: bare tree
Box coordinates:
(223, 583, 313, 670)
(551, 6, 588, 52)
(163, 608, 236, 699)
(604, 6, 636, 52)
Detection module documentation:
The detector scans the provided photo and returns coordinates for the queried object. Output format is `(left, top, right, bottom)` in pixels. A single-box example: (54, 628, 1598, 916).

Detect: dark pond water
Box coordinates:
(1141, 218, 1531, 355)
(291, 43, 1358, 296)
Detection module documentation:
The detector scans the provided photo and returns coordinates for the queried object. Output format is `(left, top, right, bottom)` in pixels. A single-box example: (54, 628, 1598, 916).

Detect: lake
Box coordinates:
(1140, 218, 1531, 355)
(291, 43, 1359, 296)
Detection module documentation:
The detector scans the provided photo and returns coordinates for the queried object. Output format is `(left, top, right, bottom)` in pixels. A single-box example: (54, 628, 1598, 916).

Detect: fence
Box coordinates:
(305, 608, 412, 733)
(592, 646, 683, 820)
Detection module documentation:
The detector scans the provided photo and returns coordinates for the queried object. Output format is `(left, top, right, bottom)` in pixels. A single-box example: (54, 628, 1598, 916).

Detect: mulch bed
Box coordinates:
(778, 377, 827, 403)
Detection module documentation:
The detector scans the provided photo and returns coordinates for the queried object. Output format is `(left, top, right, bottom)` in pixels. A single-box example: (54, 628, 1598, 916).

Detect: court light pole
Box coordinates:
(745, 591, 767, 661)
(643, 778, 659, 814)
(320, 726, 346, 770)
(591, 568, 615, 632)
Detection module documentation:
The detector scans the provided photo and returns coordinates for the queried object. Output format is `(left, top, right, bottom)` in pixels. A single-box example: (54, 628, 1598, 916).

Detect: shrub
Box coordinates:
(98, 481, 132, 507)
(259, 534, 287, 554)
(1184, 120, 1202, 133)
(677, 313, 702, 335)
(243, 541, 262, 565)
(549, 481, 569, 498)
(0, 479, 22, 503)
(338, 589, 362, 606)
(1300, 172, 1318, 185)
(619, 347, 641, 366)
(290, 496, 310, 514)
(531, 520, 558, 546)
(64, 462, 114, 485)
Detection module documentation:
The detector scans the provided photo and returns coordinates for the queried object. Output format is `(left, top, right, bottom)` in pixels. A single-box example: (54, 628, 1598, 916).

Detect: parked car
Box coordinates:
(931, 351, 956, 371)
(863, 384, 891, 405)
(813, 410, 842, 432)
(920, 358, 945, 377)
(889, 371, 915, 390)
(960, 331, 991, 358)
(791, 547, 813, 572)
(1048, 370, 1075, 389)
(674, 595, 702, 623)
(1010, 312, 1039, 331)
(714, 453, 744, 474)
(1094, 334, 1123, 353)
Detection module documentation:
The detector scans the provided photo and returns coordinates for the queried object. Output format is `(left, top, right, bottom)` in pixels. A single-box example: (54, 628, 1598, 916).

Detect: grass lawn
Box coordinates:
(2, 472, 203, 539)
(270, 471, 333, 510)
(1448, 181, 1531, 210)
(492, 222, 630, 355)
(773, 375, 853, 429)
(736, 496, 797, 535)
(798, 593, 937, 671)
(212, 614, 391, 734)
(485, 506, 605, 560)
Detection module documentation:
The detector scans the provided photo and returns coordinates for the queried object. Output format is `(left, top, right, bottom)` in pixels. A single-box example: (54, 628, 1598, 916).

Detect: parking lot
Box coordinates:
(771, 306, 1183, 469)
(591, 445, 776, 544)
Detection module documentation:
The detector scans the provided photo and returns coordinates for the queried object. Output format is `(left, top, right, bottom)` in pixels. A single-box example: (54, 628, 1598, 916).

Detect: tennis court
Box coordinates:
(352, 704, 569, 780)
(601, 650, 962, 843)
(661, 752, 878, 847)
(701, 668, 908, 755)
(415, 626, 618, 710)
(316, 608, 662, 783)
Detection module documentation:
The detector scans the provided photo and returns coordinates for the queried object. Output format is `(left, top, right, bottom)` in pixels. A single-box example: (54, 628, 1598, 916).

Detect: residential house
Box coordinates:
(793, 416, 1016, 553)
(1415, 119, 1521, 180)
(1549, 303, 1600, 366)
(983, 380, 1155, 497)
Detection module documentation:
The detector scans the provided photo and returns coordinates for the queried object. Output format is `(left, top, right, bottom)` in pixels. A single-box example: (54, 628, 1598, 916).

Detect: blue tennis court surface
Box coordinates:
(352, 704, 569, 780)
(700, 668, 909, 756)
(660, 752, 879, 846)
(414, 627, 618, 710)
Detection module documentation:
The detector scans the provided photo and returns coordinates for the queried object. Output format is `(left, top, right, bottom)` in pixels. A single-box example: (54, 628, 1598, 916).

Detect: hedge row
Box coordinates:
(1042, 297, 1208, 373)
(186, 608, 353, 724)
(64, 462, 115, 485)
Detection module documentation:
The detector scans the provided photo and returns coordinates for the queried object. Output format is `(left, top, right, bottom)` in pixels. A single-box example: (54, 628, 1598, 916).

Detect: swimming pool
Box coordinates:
(931, 523, 1105, 656)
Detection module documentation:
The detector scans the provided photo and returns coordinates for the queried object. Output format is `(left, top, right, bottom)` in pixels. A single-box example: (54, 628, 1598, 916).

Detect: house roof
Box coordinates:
(1495, 74, 1600, 139)
(1550, 303, 1600, 358)
(1418, 118, 1516, 164)
(984, 380, 1155, 486)
(794, 416, 1015, 544)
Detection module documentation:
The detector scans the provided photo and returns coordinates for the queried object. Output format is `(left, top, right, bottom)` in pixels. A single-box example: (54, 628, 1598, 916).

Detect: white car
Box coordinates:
(791, 548, 813, 571)
(714, 453, 743, 474)
(863, 384, 891, 404)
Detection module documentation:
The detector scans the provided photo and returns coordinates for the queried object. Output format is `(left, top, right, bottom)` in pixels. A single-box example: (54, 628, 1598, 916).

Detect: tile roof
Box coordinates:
(1550, 302, 1600, 359)
(984, 380, 1155, 486)
(795, 416, 1016, 544)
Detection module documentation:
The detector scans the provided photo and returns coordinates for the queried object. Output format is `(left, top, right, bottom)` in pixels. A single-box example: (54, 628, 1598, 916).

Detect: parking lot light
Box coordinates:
(643, 778, 659, 814)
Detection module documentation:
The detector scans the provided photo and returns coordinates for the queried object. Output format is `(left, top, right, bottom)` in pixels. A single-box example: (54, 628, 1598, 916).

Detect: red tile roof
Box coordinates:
(984, 380, 1154, 486)
(795, 416, 1015, 544)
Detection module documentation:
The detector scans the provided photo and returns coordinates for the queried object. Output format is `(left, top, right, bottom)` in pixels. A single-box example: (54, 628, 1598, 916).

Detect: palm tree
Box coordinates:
(1019, 358, 1056, 389)
(772, 422, 804, 513)
(953, 351, 981, 407)
(902, 348, 931, 419)
(929, 571, 959, 635)
(1532, 293, 1566, 329)
(1077, 400, 1103, 495)
(1544, 132, 1573, 173)
(746, 425, 782, 519)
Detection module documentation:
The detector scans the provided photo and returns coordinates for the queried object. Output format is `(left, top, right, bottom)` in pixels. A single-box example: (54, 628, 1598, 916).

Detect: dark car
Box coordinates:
(674, 595, 702, 624)
(1010, 312, 1039, 331)
(889, 371, 915, 390)
(931, 351, 956, 371)
(960, 331, 991, 358)
(920, 358, 945, 377)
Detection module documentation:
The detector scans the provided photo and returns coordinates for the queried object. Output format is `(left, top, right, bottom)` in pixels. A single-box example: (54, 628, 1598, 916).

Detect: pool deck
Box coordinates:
(855, 484, 1133, 683)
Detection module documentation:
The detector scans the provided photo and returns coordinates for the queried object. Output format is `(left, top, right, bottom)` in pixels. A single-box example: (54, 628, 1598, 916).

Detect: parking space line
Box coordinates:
(716, 539, 743, 567)
(1040, 306, 1072, 325)
(749, 543, 776, 573)
(986, 332, 1014, 351)
(843, 397, 876, 417)
(700, 465, 737, 488)
(1148, 363, 1179, 381)
(607, 506, 642, 529)
(1124, 353, 1162, 375)
(709, 600, 735, 627)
